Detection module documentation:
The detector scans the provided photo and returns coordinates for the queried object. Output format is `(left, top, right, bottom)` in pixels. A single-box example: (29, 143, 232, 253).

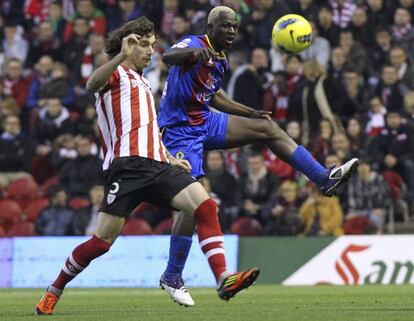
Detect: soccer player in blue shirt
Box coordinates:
(158, 6, 358, 306)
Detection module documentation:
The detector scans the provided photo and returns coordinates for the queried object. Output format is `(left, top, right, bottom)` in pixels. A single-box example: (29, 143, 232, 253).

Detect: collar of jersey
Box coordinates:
(204, 34, 226, 59)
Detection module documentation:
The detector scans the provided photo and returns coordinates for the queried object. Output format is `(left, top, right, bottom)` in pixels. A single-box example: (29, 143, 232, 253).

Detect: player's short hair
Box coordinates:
(105, 16, 155, 59)
(207, 6, 236, 25)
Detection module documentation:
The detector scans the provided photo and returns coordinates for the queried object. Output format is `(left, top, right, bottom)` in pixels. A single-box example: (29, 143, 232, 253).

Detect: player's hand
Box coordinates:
(170, 157, 192, 173)
(250, 109, 272, 120)
(121, 34, 141, 58)
(191, 48, 216, 63)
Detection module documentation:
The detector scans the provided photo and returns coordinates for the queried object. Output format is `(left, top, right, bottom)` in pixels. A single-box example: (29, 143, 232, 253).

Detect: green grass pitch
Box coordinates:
(1, 285, 413, 321)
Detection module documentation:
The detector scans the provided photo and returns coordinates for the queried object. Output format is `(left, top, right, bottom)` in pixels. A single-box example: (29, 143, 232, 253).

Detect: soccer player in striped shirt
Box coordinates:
(35, 17, 259, 315)
(157, 6, 359, 305)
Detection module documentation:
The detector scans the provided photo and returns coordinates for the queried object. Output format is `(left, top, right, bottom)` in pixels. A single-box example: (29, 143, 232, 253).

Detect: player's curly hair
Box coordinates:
(105, 16, 155, 59)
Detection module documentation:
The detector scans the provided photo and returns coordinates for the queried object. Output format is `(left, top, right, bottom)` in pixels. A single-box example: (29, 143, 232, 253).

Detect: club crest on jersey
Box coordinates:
(175, 151, 185, 160)
(107, 182, 119, 205)
(131, 79, 139, 88)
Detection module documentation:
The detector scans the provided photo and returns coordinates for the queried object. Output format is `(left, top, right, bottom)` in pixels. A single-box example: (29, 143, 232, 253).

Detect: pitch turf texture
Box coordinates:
(1, 285, 413, 321)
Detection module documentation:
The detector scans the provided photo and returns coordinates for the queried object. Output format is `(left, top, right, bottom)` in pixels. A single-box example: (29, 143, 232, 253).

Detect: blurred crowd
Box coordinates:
(0, 0, 414, 237)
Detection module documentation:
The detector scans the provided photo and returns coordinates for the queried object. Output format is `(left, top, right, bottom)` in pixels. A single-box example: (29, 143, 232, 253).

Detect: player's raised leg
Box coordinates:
(170, 182, 260, 301)
(35, 212, 124, 315)
(225, 115, 359, 196)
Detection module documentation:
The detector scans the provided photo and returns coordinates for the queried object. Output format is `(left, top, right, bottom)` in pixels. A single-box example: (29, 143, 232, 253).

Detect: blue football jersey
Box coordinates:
(157, 35, 229, 128)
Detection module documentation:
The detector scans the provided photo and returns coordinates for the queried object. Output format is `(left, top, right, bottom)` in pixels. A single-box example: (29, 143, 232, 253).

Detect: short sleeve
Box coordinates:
(107, 69, 120, 88)
(170, 37, 202, 50)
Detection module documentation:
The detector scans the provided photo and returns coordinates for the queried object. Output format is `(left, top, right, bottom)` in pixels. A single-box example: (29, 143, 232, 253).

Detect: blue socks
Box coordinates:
(289, 145, 327, 186)
(164, 235, 193, 276)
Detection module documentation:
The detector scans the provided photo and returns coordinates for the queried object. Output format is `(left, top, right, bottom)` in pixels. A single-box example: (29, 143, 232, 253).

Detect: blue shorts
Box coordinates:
(161, 112, 229, 178)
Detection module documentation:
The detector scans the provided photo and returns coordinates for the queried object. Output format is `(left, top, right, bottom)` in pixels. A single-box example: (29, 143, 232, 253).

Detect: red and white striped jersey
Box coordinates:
(95, 65, 169, 170)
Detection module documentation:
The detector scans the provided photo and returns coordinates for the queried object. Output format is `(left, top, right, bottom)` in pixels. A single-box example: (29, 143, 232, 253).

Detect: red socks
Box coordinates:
(193, 199, 227, 281)
(51, 235, 111, 290)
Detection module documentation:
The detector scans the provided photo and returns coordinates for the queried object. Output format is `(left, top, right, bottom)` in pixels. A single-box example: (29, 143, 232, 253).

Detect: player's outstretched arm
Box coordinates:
(162, 47, 216, 66)
(211, 89, 271, 120)
(86, 34, 141, 92)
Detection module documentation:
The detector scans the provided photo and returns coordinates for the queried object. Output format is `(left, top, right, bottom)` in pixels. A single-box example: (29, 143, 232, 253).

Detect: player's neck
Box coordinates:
(122, 60, 143, 74)
(205, 33, 223, 52)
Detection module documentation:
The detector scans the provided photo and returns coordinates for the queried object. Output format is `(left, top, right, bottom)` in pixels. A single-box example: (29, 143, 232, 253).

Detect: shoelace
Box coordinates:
(165, 274, 187, 290)
(43, 294, 58, 310)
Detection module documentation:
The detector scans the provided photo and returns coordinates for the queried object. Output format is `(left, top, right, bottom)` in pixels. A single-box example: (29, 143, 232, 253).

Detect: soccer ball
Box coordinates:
(272, 14, 313, 54)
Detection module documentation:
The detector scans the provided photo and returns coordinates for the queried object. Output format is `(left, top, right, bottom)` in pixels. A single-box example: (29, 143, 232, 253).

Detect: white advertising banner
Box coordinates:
(283, 235, 414, 285)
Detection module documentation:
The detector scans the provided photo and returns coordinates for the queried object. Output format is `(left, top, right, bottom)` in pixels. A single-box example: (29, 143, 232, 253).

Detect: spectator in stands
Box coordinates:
(246, 0, 290, 49)
(2, 58, 33, 109)
(328, 47, 347, 83)
(50, 133, 77, 170)
(263, 70, 289, 124)
(292, 0, 320, 22)
(49, 0, 67, 39)
(170, 15, 190, 44)
(347, 117, 369, 156)
(285, 54, 305, 118)
(330, 0, 357, 29)
(75, 103, 96, 137)
(389, 46, 414, 90)
(0, 115, 35, 188)
(392, 7, 414, 56)
(32, 96, 73, 147)
(398, 0, 414, 15)
(338, 28, 368, 75)
(35, 185, 74, 236)
(371, 27, 393, 76)
(300, 22, 330, 68)
(63, 0, 106, 43)
(0, 97, 19, 118)
(300, 60, 343, 145)
(309, 119, 333, 163)
(365, 96, 387, 137)
(107, 0, 143, 32)
(205, 151, 239, 209)
(345, 159, 390, 233)
(239, 152, 279, 223)
(343, 68, 366, 117)
(262, 180, 304, 236)
(71, 184, 104, 235)
(205, 150, 239, 229)
(376, 65, 405, 112)
(26, 55, 54, 110)
(300, 183, 344, 236)
(376, 111, 414, 198)
(79, 33, 105, 86)
(405, 91, 414, 122)
(285, 121, 302, 145)
(2, 19, 28, 63)
(43, 62, 76, 109)
(63, 17, 90, 82)
(367, 0, 393, 28)
(317, 5, 340, 46)
(350, 6, 372, 48)
(159, 0, 180, 41)
(26, 20, 62, 68)
(60, 136, 103, 198)
(233, 48, 270, 109)
(331, 132, 356, 163)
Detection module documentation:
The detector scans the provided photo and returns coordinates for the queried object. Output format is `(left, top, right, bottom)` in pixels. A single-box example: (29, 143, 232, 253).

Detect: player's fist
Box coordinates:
(121, 34, 141, 58)
(191, 48, 216, 63)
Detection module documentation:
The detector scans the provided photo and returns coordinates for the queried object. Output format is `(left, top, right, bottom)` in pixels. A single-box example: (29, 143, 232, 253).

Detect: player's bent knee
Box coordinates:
(94, 212, 125, 244)
(170, 182, 210, 215)
(263, 120, 283, 140)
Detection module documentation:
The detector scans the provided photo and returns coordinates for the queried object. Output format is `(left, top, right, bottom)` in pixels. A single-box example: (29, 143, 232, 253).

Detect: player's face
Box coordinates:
(131, 34, 156, 70)
(210, 12, 238, 50)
